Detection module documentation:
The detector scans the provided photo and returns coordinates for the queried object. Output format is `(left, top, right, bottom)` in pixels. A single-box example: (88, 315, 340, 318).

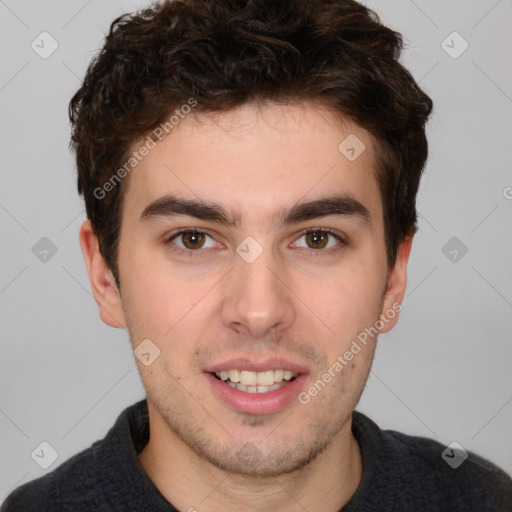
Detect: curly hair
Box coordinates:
(69, 0, 433, 287)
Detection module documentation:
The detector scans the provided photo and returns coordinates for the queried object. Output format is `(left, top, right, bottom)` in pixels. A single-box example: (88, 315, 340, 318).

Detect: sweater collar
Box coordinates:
(95, 400, 403, 511)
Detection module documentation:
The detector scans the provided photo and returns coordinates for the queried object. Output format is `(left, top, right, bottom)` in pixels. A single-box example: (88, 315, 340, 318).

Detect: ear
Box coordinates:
(79, 219, 126, 329)
(379, 233, 414, 334)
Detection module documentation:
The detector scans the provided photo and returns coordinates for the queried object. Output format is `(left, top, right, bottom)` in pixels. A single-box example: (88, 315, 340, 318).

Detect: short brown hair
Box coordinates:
(69, 0, 433, 287)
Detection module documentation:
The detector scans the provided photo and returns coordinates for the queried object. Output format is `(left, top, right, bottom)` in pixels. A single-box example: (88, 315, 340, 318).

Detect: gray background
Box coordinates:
(1, 0, 511, 502)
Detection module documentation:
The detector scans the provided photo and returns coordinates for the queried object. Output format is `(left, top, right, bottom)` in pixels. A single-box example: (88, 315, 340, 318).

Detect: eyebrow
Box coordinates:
(139, 193, 371, 228)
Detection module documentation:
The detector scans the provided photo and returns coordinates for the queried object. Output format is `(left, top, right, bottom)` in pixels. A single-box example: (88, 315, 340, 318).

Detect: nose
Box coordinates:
(220, 243, 295, 339)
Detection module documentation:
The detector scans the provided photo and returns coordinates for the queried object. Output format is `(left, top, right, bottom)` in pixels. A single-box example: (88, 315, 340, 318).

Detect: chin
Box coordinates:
(186, 432, 333, 478)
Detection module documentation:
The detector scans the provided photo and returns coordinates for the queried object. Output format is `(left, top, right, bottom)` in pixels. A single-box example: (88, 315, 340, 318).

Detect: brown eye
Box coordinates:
(167, 230, 217, 253)
(292, 228, 345, 255)
(180, 231, 205, 249)
(305, 230, 329, 249)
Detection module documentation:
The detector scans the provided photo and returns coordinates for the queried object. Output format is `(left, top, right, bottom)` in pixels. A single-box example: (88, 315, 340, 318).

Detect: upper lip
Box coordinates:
(204, 358, 309, 374)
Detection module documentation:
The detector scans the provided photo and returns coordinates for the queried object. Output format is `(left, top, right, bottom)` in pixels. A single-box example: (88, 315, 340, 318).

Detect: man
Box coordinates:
(3, 0, 511, 510)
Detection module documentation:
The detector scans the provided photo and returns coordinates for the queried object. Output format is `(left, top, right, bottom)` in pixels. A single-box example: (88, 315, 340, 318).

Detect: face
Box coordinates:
(81, 102, 410, 477)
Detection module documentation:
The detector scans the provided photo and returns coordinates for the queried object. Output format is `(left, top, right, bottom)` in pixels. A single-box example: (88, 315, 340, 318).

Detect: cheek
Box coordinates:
(309, 262, 385, 332)
(120, 258, 214, 371)
(120, 243, 185, 318)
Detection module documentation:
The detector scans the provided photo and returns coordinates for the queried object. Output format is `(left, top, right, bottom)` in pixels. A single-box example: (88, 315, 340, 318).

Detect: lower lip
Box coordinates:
(204, 373, 308, 415)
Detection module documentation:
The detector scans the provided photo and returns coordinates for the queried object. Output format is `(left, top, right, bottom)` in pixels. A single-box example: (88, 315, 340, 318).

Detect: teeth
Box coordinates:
(214, 369, 298, 387)
(240, 370, 257, 386)
(228, 369, 240, 383)
(225, 381, 286, 393)
(283, 370, 294, 381)
(256, 370, 274, 386)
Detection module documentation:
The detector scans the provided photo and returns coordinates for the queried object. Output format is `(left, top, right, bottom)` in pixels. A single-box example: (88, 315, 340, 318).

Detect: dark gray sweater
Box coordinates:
(2, 399, 512, 511)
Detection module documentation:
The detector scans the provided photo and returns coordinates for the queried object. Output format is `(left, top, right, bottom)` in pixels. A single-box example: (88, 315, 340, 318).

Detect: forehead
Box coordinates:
(122, 102, 382, 227)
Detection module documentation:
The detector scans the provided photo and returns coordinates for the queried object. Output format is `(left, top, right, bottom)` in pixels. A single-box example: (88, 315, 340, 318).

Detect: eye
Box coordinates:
(292, 228, 345, 254)
(166, 229, 217, 252)
(165, 227, 346, 257)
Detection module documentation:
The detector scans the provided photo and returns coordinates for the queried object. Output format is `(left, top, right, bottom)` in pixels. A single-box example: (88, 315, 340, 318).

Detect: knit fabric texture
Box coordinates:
(3, 399, 512, 511)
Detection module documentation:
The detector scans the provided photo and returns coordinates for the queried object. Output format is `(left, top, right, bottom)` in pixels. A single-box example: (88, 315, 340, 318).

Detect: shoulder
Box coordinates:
(2, 400, 149, 512)
(395, 429, 512, 497)
(352, 411, 512, 510)
(1, 443, 102, 511)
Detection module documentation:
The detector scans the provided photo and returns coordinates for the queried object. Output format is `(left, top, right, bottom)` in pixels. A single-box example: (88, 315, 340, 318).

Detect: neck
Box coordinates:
(138, 410, 362, 512)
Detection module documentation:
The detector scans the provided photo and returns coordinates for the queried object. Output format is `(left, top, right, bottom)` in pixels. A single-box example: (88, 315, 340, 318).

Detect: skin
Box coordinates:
(80, 101, 413, 511)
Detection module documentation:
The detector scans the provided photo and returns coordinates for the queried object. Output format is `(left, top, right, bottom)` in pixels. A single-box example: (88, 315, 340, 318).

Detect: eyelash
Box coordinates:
(164, 228, 347, 258)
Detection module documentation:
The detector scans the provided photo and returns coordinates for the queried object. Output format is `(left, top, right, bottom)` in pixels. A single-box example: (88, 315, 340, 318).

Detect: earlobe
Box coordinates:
(379, 233, 414, 334)
(79, 219, 126, 329)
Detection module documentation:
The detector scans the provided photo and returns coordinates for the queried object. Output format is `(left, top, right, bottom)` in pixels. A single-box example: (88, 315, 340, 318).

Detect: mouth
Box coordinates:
(204, 360, 308, 415)
(212, 369, 298, 394)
